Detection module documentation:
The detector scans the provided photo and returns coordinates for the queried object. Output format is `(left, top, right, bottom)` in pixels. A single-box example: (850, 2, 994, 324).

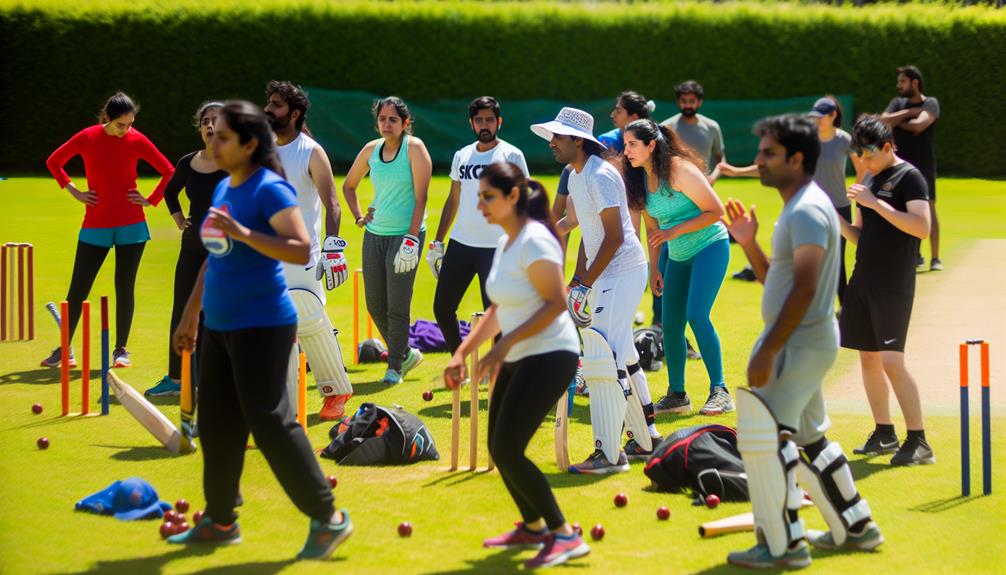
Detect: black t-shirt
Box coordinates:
(162, 151, 228, 251)
(851, 162, 929, 294)
(884, 96, 940, 182)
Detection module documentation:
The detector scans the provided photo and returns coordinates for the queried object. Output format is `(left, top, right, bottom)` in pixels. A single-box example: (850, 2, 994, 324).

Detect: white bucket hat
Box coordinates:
(530, 107, 606, 149)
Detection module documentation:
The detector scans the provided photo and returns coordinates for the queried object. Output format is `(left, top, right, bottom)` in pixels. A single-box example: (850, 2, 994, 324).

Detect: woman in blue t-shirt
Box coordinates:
(170, 101, 352, 560)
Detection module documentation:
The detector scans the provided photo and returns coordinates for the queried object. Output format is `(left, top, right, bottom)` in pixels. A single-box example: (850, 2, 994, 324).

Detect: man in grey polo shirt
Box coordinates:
(661, 80, 726, 184)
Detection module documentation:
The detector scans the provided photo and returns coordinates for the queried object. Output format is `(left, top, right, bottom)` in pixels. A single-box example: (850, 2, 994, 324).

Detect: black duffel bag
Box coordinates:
(321, 403, 439, 465)
(644, 424, 748, 502)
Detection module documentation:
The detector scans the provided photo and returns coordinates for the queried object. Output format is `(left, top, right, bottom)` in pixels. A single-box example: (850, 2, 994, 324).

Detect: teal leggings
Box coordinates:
(659, 238, 729, 393)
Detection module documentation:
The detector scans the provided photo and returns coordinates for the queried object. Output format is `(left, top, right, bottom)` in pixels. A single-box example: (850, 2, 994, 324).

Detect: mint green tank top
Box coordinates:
(366, 135, 427, 236)
(645, 180, 728, 261)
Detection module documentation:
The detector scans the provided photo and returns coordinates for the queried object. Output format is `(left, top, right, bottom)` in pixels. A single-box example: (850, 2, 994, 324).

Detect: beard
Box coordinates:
(267, 112, 290, 130)
(476, 128, 495, 143)
(680, 108, 697, 118)
(897, 86, 916, 98)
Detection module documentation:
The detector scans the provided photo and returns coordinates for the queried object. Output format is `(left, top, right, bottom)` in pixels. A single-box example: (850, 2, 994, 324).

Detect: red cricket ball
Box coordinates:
(192, 510, 205, 525)
(327, 475, 338, 489)
(176, 522, 190, 533)
(380, 351, 389, 362)
(657, 506, 671, 520)
(32, 403, 43, 415)
(571, 522, 583, 536)
(590, 524, 605, 541)
(175, 499, 190, 514)
(36, 437, 49, 450)
(164, 510, 177, 523)
(705, 494, 721, 509)
(398, 521, 413, 537)
(171, 513, 187, 526)
(422, 390, 433, 402)
(613, 493, 628, 508)
(159, 521, 178, 539)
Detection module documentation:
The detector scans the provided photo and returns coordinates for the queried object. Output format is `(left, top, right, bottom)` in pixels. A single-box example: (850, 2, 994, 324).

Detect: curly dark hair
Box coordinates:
(265, 80, 310, 132)
(620, 119, 705, 211)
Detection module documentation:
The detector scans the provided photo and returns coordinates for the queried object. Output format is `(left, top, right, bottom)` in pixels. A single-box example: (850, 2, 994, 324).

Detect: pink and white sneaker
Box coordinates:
(482, 522, 548, 549)
(523, 532, 590, 569)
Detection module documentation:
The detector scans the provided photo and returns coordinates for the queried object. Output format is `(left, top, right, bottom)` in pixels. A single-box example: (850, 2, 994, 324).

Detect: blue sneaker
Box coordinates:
(167, 516, 241, 545)
(112, 347, 131, 368)
(400, 348, 424, 377)
(382, 368, 402, 385)
(727, 540, 811, 569)
(297, 509, 353, 560)
(145, 375, 181, 398)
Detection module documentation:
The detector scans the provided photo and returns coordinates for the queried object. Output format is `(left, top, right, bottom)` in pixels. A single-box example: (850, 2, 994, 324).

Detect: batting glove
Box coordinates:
(566, 283, 592, 328)
(426, 240, 444, 279)
(393, 233, 421, 274)
(315, 235, 349, 290)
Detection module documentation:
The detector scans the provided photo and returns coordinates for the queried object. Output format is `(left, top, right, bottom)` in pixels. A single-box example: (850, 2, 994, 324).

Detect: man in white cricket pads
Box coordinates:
(531, 107, 657, 474)
(265, 81, 353, 421)
(722, 115, 882, 569)
(428, 97, 529, 354)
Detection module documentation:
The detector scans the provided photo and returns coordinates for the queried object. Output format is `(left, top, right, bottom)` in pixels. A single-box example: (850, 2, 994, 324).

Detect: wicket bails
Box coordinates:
(1, 242, 34, 341)
(960, 339, 991, 497)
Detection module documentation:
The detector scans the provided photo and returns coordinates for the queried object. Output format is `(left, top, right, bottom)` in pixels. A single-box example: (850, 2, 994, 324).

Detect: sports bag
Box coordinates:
(321, 403, 439, 465)
(644, 424, 749, 502)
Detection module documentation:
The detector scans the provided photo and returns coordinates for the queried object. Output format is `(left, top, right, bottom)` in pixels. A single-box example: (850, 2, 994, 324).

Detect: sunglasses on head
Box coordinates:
(853, 143, 882, 157)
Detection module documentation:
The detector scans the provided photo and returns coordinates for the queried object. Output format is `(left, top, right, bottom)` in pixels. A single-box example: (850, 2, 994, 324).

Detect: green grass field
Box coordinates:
(1, 174, 1004, 574)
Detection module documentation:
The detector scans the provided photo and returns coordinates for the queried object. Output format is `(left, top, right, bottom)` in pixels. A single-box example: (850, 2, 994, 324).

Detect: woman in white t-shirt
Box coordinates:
(443, 162, 588, 569)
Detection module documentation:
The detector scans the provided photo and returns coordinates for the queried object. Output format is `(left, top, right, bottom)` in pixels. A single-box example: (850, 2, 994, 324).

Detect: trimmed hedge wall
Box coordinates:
(2, 1, 1004, 176)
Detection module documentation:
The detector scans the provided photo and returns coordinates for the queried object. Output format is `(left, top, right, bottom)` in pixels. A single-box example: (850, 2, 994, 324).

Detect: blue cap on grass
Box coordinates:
(75, 477, 173, 520)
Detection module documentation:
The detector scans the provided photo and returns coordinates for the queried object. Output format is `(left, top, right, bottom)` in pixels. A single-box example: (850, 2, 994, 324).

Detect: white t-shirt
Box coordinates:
(276, 132, 322, 267)
(449, 139, 530, 248)
(567, 155, 647, 279)
(486, 220, 581, 362)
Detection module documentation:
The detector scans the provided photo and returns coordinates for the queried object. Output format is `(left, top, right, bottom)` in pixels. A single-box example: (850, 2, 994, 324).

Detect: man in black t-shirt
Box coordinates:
(881, 65, 941, 272)
(839, 115, 933, 467)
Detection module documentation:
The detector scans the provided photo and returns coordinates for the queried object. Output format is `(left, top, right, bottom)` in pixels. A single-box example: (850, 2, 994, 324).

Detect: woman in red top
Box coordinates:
(43, 92, 174, 368)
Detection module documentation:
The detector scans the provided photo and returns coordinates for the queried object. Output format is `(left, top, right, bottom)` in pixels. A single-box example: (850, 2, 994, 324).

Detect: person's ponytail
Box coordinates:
(525, 179, 558, 239)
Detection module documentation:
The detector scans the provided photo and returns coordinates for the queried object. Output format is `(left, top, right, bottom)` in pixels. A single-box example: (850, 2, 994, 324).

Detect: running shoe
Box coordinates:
(297, 509, 353, 560)
(40, 346, 76, 368)
(320, 394, 353, 421)
(732, 266, 757, 282)
(686, 338, 702, 360)
(400, 347, 424, 377)
(624, 437, 661, 461)
(699, 387, 735, 415)
(654, 392, 691, 415)
(568, 449, 629, 474)
(167, 516, 242, 545)
(144, 375, 181, 398)
(807, 521, 884, 552)
(112, 347, 131, 368)
(727, 540, 811, 569)
(382, 368, 402, 385)
(916, 254, 927, 273)
(483, 522, 549, 549)
(929, 258, 944, 271)
(890, 437, 936, 466)
(852, 430, 900, 456)
(523, 532, 590, 569)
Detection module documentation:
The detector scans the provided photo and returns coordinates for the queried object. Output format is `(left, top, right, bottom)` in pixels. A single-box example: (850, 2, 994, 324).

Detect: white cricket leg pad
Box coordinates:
(581, 328, 625, 464)
(796, 440, 872, 546)
(736, 388, 805, 557)
(623, 377, 652, 451)
(286, 344, 299, 409)
(629, 367, 653, 405)
(290, 288, 352, 396)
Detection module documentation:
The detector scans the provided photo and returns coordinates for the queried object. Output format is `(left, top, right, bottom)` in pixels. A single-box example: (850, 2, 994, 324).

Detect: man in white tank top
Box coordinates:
(532, 108, 662, 474)
(266, 81, 353, 421)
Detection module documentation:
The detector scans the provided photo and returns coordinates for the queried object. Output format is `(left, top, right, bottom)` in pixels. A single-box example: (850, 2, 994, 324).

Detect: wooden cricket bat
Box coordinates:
(179, 350, 198, 454)
(699, 498, 813, 538)
(108, 371, 195, 455)
(554, 388, 570, 471)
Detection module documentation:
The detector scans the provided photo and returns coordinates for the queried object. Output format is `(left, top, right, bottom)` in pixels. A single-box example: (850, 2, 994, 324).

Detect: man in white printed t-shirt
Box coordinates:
(532, 107, 661, 474)
(265, 81, 353, 422)
(429, 97, 529, 354)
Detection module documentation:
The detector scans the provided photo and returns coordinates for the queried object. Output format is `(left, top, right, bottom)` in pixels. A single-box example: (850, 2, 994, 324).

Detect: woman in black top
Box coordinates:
(145, 101, 228, 397)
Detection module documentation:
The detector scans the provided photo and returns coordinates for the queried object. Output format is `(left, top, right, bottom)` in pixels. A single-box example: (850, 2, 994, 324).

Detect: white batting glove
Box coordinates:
(315, 235, 349, 290)
(426, 240, 444, 279)
(393, 234, 421, 275)
(566, 284, 592, 328)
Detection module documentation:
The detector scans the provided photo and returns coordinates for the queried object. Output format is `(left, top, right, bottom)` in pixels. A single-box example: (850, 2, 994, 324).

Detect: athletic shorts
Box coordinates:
(839, 283, 914, 353)
(78, 221, 150, 248)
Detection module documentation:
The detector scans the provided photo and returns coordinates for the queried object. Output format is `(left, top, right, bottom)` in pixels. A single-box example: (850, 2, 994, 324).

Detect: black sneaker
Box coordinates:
(732, 266, 757, 282)
(916, 254, 927, 273)
(699, 387, 735, 415)
(624, 436, 662, 461)
(852, 431, 900, 456)
(686, 338, 702, 361)
(654, 392, 691, 415)
(890, 437, 935, 466)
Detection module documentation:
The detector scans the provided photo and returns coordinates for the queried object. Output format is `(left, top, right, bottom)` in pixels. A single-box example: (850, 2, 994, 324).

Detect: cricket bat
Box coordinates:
(107, 371, 196, 455)
(179, 350, 198, 453)
(699, 498, 813, 538)
(554, 381, 572, 471)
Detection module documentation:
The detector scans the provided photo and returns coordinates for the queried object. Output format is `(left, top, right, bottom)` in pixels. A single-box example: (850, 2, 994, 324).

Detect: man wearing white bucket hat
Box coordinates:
(532, 108, 658, 474)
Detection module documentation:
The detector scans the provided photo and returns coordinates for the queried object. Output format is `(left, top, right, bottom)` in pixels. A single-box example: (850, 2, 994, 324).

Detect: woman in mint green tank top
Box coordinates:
(343, 96, 432, 384)
(621, 119, 734, 416)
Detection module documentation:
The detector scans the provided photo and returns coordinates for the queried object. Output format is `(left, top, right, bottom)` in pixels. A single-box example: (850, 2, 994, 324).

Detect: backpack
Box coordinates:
(633, 326, 664, 372)
(321, 403, 439, 465)
(643, 424, 749, 502)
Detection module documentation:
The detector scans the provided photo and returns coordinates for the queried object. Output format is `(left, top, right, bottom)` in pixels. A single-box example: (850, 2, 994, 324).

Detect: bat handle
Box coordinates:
(45, 302, 61, 327)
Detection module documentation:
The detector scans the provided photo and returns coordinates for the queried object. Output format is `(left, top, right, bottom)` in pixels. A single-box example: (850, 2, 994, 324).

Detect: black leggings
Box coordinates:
(433, 240, 494, 354)
(837, 205, 851, 306)
(488, 350, 579, 530)
(168, 238, 207, 379)
(198, 324, 334, 525)
(65, 240, 145, 348)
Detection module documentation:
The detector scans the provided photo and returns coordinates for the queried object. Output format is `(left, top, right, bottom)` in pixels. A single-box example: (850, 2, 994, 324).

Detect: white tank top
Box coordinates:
(277, 132, 323, 267)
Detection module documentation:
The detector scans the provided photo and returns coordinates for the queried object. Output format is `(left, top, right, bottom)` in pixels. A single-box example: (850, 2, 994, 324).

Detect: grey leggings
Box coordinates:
(361, 230, 425, 371)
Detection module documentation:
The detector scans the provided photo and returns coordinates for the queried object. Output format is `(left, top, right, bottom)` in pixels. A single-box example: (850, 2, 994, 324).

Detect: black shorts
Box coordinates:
(839, 283, 914, 352)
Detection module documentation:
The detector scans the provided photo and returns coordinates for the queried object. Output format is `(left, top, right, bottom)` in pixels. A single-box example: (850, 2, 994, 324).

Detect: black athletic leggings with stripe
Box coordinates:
(198, 324, 334, 525)
(433, 240, 494, 354)
(65, 240, 144, 348)
(488, 350, 578, 530)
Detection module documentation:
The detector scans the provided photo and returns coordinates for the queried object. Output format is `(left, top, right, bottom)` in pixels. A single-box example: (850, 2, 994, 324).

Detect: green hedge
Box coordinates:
(2, 1, 1004, 176)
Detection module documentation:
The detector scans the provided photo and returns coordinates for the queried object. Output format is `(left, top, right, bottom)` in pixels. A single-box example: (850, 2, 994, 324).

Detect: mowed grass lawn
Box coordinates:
(1, 174, 1004, 574)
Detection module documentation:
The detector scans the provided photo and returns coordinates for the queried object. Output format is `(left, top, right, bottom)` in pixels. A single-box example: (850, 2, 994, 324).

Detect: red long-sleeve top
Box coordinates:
(46, 125, 175, 228)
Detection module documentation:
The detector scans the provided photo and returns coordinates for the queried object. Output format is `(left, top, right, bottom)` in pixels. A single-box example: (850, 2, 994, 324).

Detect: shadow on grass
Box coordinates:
(427, 548, 555, 574)
(847, 457, 897, 482)
(910, 494, 986, 513)
(52, 548, 301, 575)
(0, 367, 65, 386)
(90, 444, 179, 461)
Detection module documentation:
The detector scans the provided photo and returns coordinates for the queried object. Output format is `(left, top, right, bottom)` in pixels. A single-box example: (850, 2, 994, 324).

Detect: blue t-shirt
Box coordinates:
(597, 128, 624, 154)
(201, 168, 299, 331)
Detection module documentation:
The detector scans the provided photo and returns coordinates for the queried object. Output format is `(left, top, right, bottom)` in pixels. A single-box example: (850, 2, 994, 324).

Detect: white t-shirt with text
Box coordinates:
(449, 139, 529, 248)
